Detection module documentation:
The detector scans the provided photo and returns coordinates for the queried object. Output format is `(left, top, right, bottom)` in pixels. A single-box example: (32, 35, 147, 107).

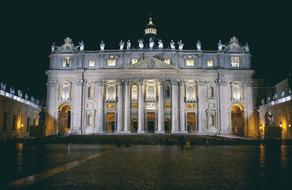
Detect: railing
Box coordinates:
(0, 90, 40, 108)
(269, 95, 292, 106)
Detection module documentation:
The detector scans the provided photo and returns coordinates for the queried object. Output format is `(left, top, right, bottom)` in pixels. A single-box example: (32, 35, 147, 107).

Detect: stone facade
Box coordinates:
(46, 19, 255, 137)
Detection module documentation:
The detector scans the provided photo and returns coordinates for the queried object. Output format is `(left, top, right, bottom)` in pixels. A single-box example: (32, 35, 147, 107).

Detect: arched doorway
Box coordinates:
(231, 104, 245, 136)
(58, 104, 71, 135)
(187, 112, 196, 133)
(106, 112, 116, 133)
(146, 112, 156, 133)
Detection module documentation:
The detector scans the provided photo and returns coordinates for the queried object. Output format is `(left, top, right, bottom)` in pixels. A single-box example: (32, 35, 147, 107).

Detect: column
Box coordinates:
(124, 80, 130, 132)
(116, 80, 123, 132)
(72, 79, 83, 134)
(218, 80, 229, 134)
(45, 80, 57, 136)
(244, 80, 254, 137)
(96, 80, 104, 133)
(138, 79, 145, 133)
(157, 79, 164, 133)
(197, 80, 207, 134)
(180, 80, 186, 133)
(171, 80, 179, 133)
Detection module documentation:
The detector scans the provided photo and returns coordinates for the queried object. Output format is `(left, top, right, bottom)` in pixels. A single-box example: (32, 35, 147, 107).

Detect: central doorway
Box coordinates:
(132, 119, 138, 133)
(146, 112, 156, 133)
(106, 112, 116, 133)
(231, 104, 245, 136)
(187, 112, 196, 133)
(165, 119, 171, 133)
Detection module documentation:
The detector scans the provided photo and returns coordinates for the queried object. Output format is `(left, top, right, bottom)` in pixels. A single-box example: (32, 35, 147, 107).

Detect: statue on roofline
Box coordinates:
(138, 39, 144, 49)
(126, 40, 131, 50)
(170, 40, 175, 50)
(178, 40, 184, 50)
(149, 38, 154, 49)
(158, 39, 163, 49)
(100, 41, 105, 50)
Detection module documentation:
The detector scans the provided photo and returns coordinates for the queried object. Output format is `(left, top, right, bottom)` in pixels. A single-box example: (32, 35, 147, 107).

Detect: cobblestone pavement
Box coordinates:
(8, 145, 292, 190)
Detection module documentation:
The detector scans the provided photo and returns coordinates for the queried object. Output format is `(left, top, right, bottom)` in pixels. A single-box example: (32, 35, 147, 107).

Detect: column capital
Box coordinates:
(157, 78, 165, 84)
(179, 80, 185, 86)
(96, 80, 104, 86)
(244, 80, 253, 87)
(73, 79, 84, 86)
(137, 79, 144, 85)
(171, 79, 179, 85)
(123, 79, 131, 85)
(117, 80, 123, 86)
(215, 79, 227, 86)
(197, 80, 207, 86)
(47, 80, 58, 86)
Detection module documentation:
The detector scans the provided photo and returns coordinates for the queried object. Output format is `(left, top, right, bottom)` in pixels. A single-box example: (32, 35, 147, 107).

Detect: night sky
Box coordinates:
(0, 0, 291, 100)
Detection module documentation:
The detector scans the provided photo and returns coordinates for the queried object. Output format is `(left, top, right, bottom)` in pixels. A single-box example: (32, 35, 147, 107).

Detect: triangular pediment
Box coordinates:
(126, 57, 177, 69)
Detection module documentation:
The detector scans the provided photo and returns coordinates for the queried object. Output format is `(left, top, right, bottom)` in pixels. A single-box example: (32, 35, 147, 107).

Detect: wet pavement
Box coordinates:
(1, 144, 292, 190)
(0, 143, 104, 188)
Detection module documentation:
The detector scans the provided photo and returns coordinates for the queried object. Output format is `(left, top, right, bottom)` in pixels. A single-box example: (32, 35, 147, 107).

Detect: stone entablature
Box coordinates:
(49, 36, 251, 70)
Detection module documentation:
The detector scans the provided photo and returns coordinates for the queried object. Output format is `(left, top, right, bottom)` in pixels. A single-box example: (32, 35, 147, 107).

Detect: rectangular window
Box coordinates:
(106, 103, 115, 109)
(131, 103, 138, 109)
(27, 117, 30, 132)
(12, 114, 17, 130)
(131, 59, 138, 64)
(187, 103, 196, 109)
(2, 112, 8, 130)
(131, 85, 138, 100)
(186, 59, 195, 66)
(207, 59, 214, 67)
(88, 60, 95, 67)
(164, 59, 171, 64)
(63, 57, 71, 67)
(231, 57, 240, 67)
(107, 56, 116, 66)
(164, 102, 171, 109)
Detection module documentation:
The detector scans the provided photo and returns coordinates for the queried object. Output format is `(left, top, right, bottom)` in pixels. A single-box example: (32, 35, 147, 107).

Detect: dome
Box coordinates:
(144, 17, 157, 37)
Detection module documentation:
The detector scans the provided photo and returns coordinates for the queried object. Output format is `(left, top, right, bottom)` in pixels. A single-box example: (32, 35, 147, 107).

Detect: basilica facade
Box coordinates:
(46, 18, 256, 137)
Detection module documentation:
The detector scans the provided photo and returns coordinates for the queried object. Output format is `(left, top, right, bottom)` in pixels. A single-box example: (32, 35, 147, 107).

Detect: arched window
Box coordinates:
(88, 86, 94, 98)
(131, 85, 138, 100)
(147, 86, 155, 98)
(211, 114, 215, 125)
(60, 81, 71, 101)
(208, 86, 214, 98)
(186, 86, 195, 100)
(165, 85, 171, 98)
(107, 86, 115, 99)
(231, 82, 242, 101)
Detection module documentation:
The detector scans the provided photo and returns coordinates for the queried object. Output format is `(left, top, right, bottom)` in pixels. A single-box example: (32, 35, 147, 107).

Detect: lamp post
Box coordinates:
(259, 124, 264, 140)
(279, 121, 287, 142)
(17, 124, 24, 138)
(288, 123, 291, 139)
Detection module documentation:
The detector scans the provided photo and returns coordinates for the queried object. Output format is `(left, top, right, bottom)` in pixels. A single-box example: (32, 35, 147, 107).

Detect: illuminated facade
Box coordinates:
(46, 18, 255, 137)
(258, 79, 292, 139)
(0, 83, 41, 141)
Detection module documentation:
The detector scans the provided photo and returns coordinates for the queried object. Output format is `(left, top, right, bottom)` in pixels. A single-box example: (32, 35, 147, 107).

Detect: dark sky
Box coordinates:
(0, 0, 291, 100)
